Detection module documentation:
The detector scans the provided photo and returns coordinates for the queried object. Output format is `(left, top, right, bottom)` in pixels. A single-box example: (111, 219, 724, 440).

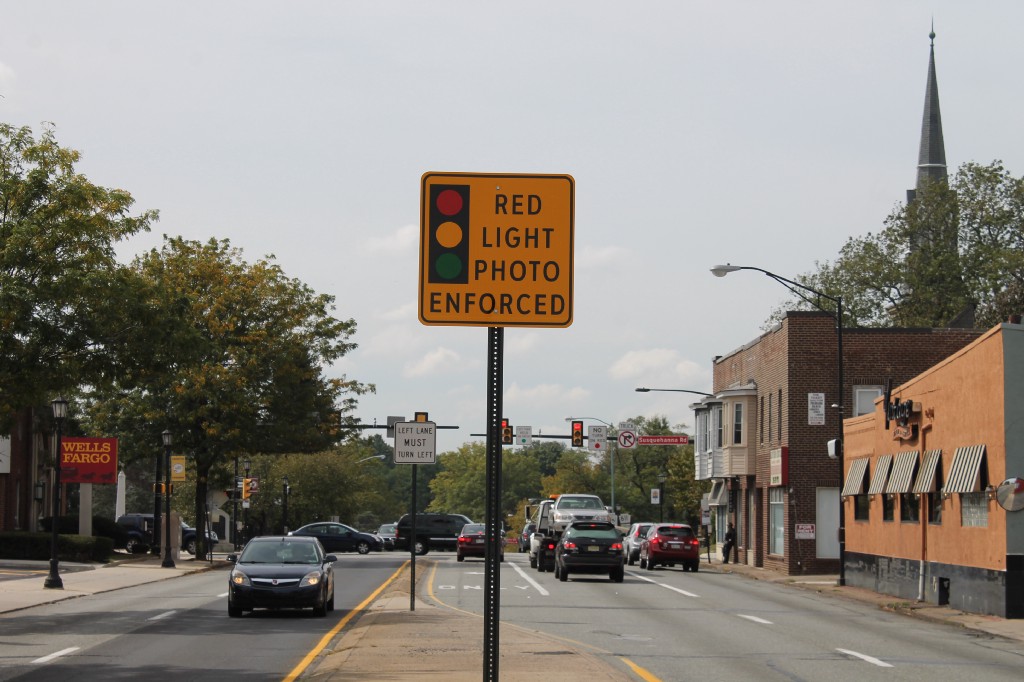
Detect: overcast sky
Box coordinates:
(3, 2, 1023, 455)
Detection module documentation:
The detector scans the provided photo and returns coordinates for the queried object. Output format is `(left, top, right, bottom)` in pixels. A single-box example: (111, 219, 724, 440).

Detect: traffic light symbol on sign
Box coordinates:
(242, 478, 252, 500)
(571, 420, 584, 447)
(501, 418, 513, 445)
(428, 184, 470, 284)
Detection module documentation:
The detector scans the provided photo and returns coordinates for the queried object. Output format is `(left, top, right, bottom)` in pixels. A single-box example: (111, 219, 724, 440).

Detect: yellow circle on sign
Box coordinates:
(436, 221, 463, 248)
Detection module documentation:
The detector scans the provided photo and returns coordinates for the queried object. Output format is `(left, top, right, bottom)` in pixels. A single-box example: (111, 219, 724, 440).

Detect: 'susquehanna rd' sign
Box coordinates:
(393, 421, 436, 464)
(61, 437, 118, 484)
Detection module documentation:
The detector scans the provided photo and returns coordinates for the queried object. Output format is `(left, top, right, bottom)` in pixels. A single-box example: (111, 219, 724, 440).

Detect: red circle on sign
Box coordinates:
(436, 189, 463, 216)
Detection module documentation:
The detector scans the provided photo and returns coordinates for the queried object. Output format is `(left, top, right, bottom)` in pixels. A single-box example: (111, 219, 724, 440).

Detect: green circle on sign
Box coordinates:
(436, 253, 463, 280)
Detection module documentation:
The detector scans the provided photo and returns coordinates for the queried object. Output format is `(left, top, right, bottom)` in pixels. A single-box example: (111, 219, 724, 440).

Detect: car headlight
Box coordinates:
(230, 570, 251, 587)
(300, 571, 323, 587)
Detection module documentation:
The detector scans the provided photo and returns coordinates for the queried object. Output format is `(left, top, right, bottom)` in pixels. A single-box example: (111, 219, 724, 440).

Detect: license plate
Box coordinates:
(474, 538, 484, 544)
(668, 543, 681, 550)
(587, 545, 601, 552)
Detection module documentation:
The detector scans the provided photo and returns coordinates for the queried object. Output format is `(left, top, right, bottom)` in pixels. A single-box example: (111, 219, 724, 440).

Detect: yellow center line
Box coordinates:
(282, 560, 409, 682)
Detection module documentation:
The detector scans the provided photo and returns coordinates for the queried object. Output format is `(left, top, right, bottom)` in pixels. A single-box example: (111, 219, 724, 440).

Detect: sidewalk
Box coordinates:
(3, 552, 1021, 680)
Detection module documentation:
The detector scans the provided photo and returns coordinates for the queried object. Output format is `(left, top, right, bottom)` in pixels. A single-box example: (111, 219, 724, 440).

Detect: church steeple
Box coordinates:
(909, 24, 947, 202)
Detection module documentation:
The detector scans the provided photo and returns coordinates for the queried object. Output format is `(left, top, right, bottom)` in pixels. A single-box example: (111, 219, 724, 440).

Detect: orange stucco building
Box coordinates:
(842, 321, 1024, 618)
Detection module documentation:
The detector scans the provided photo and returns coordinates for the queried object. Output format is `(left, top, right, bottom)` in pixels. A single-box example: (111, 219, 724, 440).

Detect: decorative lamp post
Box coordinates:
(44, 396, 68, 589)
(161, 430, 175, 568)
(711, 263, 846, 586)
(658, 473, 667, 523)
(282, 475, 290, 534)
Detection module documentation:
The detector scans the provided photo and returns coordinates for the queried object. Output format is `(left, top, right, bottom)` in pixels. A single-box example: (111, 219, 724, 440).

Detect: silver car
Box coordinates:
(623, 522, 653, 565)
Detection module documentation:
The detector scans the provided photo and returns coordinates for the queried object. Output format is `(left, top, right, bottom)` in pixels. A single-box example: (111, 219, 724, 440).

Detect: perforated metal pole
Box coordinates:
(483, 327, 503, 682)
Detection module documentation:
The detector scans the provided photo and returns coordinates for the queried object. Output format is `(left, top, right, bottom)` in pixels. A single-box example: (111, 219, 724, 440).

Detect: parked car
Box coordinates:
(456, 523, 504, 562)
(226, 535, 336, 617)
(639, 523, 701, 572)
(376, 523, 397, 550)
(623, 522, 653, 566)
(394, 513, 472, 555)
(518, 522, 536, 552)
(115, 513, 218, 555)
(553, 521, 625, 583)
(289, 522, 383, 554)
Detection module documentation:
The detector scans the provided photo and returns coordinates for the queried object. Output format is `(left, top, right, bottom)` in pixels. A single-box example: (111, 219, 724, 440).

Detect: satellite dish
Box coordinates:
(996, 478, 1024, 512)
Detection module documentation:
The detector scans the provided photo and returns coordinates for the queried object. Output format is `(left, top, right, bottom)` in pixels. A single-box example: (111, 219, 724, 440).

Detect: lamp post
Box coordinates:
(152, 430, 163, 557)
(565, 416, 617, 521)
(161, 430, 175, 568)
(242, 458, 251, 544)
(711, 263, 846, 586)
(44, 396, 68, 589)
(282, 475, 290, 535)
(658, 473, 667, 522)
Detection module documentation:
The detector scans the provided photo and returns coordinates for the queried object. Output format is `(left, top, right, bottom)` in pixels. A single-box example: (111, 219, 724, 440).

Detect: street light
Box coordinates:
(564, 417, 617, 520)
(635, 387, 714, 397)
(356, 454, 387, 463)
(161, 430, 175, 568)
(711, 262, 846, 586)
(658, 473, 667, 523)
(44, 396, 68, 589)
(242, 458, 251, 545)
(282, 475, 290, 534)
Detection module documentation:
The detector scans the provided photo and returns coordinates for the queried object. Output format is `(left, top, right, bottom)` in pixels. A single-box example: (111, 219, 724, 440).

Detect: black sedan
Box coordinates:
(289, 522, 383, 554)
(554, 521, 625, 583)
(227, 536, 336, 617)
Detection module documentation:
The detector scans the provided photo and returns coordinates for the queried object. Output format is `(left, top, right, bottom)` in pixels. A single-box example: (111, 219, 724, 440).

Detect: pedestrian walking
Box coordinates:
(722, 522, 736, 564)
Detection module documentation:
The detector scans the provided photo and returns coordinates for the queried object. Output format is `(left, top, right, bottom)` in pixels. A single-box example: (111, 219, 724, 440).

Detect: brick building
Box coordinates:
(843, 321, 1024, 618)
(693, 312, 981, 575)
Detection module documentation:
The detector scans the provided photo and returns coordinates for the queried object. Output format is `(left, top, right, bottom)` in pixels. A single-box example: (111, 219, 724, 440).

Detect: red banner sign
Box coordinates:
(61, 437, 118, 484)
(638, 434, 689, 446)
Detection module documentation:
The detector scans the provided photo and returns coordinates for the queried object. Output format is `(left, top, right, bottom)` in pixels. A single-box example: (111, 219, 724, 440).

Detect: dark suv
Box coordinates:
(394, 513, 472, 555)
(116, 513, 218, 555)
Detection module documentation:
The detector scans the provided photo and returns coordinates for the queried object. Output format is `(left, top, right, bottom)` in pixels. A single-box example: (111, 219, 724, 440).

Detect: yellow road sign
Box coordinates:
(419, 172, 574, 327)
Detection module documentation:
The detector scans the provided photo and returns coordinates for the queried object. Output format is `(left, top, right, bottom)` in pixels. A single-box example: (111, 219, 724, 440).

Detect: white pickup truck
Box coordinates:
(529, 493, 612, 571)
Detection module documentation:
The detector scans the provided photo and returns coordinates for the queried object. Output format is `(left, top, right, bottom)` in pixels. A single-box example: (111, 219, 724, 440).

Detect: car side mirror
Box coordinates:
(324, 554, 338, 563)
(226, 554, 237, 563)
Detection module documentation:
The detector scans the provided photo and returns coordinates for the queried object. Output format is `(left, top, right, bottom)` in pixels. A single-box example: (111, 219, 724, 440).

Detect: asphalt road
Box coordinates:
(0, 553, 407, 681)
(431, 552, 1024, 681)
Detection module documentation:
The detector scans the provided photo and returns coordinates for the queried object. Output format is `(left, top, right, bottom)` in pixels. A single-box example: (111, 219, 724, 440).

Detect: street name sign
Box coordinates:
(638, 434, 690, 446)
(419, 172, 575, 327)
(394, 421, 436, 464)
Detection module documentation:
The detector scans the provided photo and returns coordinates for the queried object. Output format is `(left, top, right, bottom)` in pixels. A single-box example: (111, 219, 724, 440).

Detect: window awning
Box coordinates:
(709, 480, 728, 506)
(868, 454, 893, 496)
(842, 458, 870, 497)
(886, 451, 919, 494)
(913, 450, 942, 494)
(945, 445, 987, 494)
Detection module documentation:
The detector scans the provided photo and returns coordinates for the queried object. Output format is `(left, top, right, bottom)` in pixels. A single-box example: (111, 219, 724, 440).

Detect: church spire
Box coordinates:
(911, 23, 947, 199)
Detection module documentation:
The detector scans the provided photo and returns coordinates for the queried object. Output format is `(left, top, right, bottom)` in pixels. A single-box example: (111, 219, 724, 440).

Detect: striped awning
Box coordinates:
(842, 458, 870, 497)
(868, 454, 893, 495)
(886, 451, 919, 494)
(913, 450, 943, 494)
(945, 445, 987, 493)
(709, 480, 728, 506)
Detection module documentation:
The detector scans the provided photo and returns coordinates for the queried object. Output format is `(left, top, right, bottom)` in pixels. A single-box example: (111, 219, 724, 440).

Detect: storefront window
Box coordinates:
(928, 492, 942, 524)
(900, 493, 919, 522)
(854, 495, 870, 521)
(961, 493, 988, 527)
(882, 494, 895, 521)
(769, 487, 784, 554)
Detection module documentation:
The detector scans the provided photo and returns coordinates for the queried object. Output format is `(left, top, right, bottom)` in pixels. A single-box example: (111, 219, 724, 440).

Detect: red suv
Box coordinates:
(639, 523, 701, 572)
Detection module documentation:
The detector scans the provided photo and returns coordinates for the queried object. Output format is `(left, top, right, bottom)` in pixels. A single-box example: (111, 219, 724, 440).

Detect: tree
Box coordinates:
(86, 236, 371, 555)
(785, 161, 1024, 329)
(0, 123, 156, 424)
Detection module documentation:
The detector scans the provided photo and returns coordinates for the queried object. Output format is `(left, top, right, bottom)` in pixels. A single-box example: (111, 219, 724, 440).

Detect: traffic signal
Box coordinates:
(501, 418, 513, 445)
(152, 482, 165, 494)
(427, 184, 470, 284)
(241, 478, 252, 500)
(571, 420, 584, 447)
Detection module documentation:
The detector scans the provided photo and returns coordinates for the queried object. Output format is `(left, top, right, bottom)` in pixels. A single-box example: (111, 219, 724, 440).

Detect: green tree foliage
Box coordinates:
(426, 442, 542, 522)
(788, 162, 1024, 329)
(0, 123, 156, 424)
(86, 236, 371, 554)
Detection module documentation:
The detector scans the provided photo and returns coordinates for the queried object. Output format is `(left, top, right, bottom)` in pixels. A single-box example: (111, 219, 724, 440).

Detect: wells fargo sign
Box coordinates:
(61, 437, 118, 484)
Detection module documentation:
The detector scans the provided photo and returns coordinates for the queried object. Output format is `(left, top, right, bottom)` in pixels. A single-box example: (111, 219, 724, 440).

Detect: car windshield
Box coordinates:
(461, 524, 485, 534)
(378, 524, 396, 534)
(567, 526, 619, 540)
(556, 496, 602, 510)
(656, 526, 694, 538)
(240, 541, 321, 564)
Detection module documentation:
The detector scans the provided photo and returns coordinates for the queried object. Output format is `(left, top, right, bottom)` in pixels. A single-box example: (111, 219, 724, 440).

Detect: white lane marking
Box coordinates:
(737, 614, 773, 624)
(32, 647, 80, 664)
(628, 572, 700, 598)
(148, 610, 176, 621)
(510, 562, 550, 596)
(836, 648, 893, 668)
(218, 592, 229, 598)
